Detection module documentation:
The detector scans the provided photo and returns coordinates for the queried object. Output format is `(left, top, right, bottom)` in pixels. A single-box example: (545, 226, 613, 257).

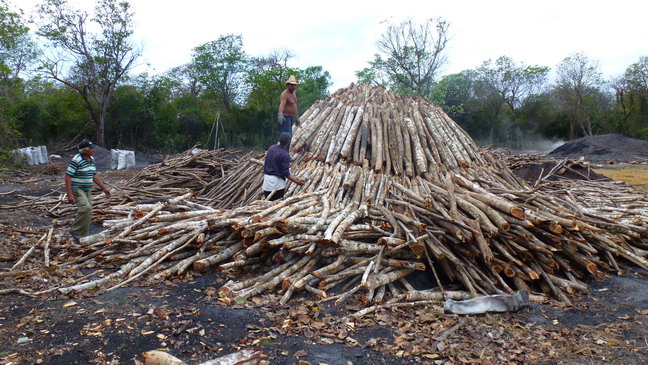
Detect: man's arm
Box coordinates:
(65, 174, 76, 204)
(294, 94, 299, 125)
(287, 175, 305, 185)
(278, 90, 288, 113)
(93, 175, 111, 196)
(277, 91, 287, 125)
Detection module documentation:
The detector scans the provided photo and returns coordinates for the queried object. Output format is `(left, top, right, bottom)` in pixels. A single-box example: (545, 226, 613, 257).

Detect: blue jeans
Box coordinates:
(279, 115, 293, 151)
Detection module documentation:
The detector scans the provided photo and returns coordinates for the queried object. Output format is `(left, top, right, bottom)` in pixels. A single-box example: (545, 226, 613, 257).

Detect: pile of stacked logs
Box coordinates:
(3, 83, 648, 307)
(0, 148, 249, 217)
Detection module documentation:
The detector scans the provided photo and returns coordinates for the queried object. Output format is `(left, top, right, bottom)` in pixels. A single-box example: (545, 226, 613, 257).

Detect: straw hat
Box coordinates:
(285, 75, 298, 85)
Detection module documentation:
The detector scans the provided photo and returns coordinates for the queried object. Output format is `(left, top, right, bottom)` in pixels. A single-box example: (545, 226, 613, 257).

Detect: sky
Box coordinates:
(17, 0, 648, 92)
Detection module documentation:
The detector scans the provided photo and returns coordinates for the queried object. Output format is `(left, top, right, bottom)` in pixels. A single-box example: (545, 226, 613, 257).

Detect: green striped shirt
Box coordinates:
(66, 154, 96, 190)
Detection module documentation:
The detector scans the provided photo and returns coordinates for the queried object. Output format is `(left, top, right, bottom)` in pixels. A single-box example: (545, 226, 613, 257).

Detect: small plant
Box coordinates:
(43, 161, 63, 175)
(0, 149, 27, 171)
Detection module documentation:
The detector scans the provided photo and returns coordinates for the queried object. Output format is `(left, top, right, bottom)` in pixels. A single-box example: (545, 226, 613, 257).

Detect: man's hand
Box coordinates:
(102, 187, 111, 197)
(67, 194, 76, 205)
(288, 176, 305, 186)
(277, 113, 285, 125)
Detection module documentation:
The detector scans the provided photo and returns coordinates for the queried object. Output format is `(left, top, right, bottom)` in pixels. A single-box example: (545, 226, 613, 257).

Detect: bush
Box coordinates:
(636, 128, 648, 141)
(0, 149, 27, 171)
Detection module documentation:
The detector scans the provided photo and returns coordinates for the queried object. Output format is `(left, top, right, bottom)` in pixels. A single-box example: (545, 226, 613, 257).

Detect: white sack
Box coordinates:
(111, 149, 120, 170)
(125, 151, 135, 168)
(22, 147, 36, 165)
(117, 151, 127, 169)
(38, 146, 48, 164)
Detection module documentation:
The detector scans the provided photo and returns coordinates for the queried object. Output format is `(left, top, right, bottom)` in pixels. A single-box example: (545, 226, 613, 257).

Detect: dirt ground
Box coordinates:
(1, 152, 648, 364)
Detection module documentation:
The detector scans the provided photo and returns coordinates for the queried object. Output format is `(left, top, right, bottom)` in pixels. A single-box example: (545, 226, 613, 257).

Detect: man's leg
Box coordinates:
(70, 189, 92, 237)
(269, 189, 285, 201)
(279, 116, 293, 151)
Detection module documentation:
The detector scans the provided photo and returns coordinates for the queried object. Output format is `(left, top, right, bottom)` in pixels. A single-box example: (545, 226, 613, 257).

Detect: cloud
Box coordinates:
(19, 0, 648, 91)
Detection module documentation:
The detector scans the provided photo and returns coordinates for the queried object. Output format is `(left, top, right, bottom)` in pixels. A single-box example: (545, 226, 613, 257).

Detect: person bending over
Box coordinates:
(262, 132, 304, 201)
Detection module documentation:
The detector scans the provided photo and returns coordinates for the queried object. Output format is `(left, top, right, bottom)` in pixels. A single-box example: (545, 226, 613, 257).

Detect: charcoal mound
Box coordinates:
(549, 134, 648, 162)
(512, 161, 610, 183)
(92, 146, 113, 171)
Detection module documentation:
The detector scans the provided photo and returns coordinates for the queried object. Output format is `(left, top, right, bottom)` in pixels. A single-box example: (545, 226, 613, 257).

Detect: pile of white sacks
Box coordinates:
(111, 149, 136, 170)
(12, 146, 49, 165)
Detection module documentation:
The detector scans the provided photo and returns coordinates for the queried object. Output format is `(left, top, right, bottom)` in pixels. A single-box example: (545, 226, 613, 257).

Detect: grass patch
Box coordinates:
(594, 165, 648, 192)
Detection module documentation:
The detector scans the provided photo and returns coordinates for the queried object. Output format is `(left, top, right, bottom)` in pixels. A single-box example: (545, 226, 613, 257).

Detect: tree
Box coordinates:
(610, 75, 632, 133)
(164, 64, 200, 98)
(555, 52, 604, 138)
(294, 66, 331, 112)
(431, 71, 476, 130)
(191, 34, 249, 112)
(246, 50, 295, 114)
(610, 57, 648, 139)
(243, 52, 331, 149)
(476, 56, 549, 119)
(626, 56, 648, 91)
(1, 0, 37, 151)
(356, 18, 450, 97)
(0, 0, 37, 81)
(35, 0, 140, 145)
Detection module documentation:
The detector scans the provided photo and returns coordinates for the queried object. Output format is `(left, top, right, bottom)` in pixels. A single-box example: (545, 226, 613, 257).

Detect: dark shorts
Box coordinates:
(263, 189, 285, 201)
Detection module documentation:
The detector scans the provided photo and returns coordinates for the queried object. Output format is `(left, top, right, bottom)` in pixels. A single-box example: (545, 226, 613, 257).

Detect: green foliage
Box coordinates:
(555, 52, 605, 137)
(242, 55, 331, 149)
(430, 71, 475, 120)
(10, 83, 90, 146)
(35, 0, 140, 145)
(6, 1, 648, 154)
(0, 0, 36, 80)
(636, 127, 648, 141)
(355, 54, 389, 88)
(356, 18, 450, 98)
(613, 57, 648, 139)
(476, 56, 549, 119)
(191, 34, 249, 111)
(297, 66, 332, 112)
(172, 93, 211, 150)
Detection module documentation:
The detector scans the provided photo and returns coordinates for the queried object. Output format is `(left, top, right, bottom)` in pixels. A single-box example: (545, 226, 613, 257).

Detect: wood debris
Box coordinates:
(1, 83, 647, 308)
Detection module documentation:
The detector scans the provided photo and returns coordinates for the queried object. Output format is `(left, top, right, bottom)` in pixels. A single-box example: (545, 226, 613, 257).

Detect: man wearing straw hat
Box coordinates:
(262, 132, 305, 201)
(277, 75, 300, 150)
(65, 139, 111, 240)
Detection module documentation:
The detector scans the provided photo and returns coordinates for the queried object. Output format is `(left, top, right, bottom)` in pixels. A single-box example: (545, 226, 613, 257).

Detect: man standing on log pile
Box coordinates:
(65, 140, 111, 241)
(263, 132, 305, 201)
(277, 75, 300, 151)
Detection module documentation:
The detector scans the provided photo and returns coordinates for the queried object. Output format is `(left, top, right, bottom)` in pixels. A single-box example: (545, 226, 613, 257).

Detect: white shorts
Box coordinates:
(262, 174, 286, 192)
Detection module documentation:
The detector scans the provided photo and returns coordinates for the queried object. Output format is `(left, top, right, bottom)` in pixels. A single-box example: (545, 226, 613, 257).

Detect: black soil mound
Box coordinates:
(512, 161, 611, 184)
(549, 134, 648, 162)
(93, 146, 113, 171)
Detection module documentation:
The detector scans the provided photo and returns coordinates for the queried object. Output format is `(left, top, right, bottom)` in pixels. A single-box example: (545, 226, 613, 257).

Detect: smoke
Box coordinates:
(514, 138, 565, 154)
(473, 126, 565, 154)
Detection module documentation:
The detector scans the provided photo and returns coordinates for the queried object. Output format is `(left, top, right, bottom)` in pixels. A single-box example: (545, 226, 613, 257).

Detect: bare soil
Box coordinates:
(1, 153, 647, 364)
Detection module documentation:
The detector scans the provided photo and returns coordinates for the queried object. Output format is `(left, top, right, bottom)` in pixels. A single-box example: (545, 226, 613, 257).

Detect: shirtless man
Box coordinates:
(277, 75, 299, 150)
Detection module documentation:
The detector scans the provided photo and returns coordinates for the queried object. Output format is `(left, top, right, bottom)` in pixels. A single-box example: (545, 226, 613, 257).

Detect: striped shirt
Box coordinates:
(66, 154, 96, 190)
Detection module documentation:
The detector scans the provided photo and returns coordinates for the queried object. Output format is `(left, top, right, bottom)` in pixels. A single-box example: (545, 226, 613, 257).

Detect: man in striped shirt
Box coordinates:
(65, 140, 111, 239)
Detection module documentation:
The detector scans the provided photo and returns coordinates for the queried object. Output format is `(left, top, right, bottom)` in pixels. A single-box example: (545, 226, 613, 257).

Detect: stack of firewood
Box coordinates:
(3, 83, 648, 307)
(0, 148, 249, 217)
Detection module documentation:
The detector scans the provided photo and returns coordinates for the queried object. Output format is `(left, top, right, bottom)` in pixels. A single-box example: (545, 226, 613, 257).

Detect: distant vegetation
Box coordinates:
(1, 1, 647, 161)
